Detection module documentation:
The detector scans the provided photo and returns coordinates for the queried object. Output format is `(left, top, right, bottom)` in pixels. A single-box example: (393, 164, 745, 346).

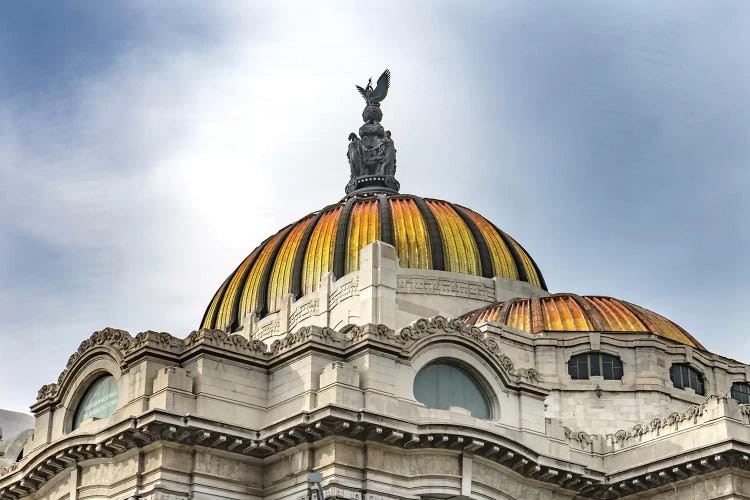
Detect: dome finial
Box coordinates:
(346, 69, 399, 197)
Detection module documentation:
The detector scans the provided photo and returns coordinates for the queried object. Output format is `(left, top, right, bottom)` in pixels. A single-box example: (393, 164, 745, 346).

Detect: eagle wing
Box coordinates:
(356, 85, 368, 100)
(369, 69, 390, 103)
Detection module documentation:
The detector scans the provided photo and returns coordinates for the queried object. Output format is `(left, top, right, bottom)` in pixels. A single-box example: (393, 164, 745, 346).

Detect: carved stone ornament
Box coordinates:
(270, 325, 340, 354)
(396, 316, 516, 374)
(609, 402, 708, 444)
(346, 69, 400, 196)
(184, 328, 267, 355)
(563, 427, 597, 447)
(49, 327, 134, 395)
(348, 323, 392, 342)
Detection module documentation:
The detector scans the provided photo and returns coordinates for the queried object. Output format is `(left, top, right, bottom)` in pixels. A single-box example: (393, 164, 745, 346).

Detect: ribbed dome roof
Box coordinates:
(461, 294, 703, 349)
(201, 193, 546, 332)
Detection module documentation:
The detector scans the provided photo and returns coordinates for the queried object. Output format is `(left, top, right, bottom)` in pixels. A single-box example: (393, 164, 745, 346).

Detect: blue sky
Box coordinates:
(1, 1, 748, 412)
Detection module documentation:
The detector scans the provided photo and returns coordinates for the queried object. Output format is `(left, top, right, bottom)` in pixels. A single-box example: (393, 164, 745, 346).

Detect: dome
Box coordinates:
(460, 294, 703, 349)
(201, 193, 546, 332)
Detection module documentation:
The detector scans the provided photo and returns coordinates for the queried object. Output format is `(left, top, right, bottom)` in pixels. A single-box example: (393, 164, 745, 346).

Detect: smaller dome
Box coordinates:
(461, 294, 703, 349)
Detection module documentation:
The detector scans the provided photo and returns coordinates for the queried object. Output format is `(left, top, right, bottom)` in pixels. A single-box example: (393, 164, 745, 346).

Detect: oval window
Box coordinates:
(568, 352, 623, 380)
(669, 363, 705, 396)
(413, 363, 491, 419)
(72, 375, 118, 429)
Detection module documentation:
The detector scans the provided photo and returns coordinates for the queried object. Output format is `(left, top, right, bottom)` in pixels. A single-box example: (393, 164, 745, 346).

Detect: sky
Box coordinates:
(1, 1, 748, 413)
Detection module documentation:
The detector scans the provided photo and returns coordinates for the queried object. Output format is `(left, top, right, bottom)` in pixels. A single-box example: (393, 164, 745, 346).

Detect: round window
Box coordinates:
(413, 363, 491, 419)
(72, 375, 118, 429)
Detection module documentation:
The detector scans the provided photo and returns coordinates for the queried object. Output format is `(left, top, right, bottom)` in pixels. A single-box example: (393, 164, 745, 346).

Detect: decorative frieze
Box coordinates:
(184, 328, 266, 356)
(270, 325, 341, 354)
(289, 298, 319, 328)
(397, 275, 495, 302)
(609, 401, 708, 444)
(563, 427, 597, 448)
(563, 401, 711, 449)
(255, 319, 280, 340)
(329, 276, 359, 309)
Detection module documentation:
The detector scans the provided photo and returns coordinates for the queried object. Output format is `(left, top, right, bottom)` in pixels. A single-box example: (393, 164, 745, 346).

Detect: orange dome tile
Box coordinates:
(461, 294, 704, 349)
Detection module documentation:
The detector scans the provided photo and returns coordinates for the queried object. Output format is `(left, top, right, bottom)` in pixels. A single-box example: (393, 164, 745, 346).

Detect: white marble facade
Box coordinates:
(2, 241, 750, 500)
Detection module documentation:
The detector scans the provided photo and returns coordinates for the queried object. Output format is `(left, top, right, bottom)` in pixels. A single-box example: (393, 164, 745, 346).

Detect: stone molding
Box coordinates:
(396, 316, 513, 369)
(563, 399, 714, 450)
(3, 407, 750, 499)
(0, 409, 598, 498)
(34, 328, 185, 408)
(35, 327, 134, 404)
(35, 316, 541, 410)
(392, 316, 543, 384)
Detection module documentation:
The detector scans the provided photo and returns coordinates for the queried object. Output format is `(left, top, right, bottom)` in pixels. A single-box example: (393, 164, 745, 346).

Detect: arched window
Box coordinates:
(413, 362, 491, 419)
(669, 364, 705, 395)
(567, 352, 623, 380)
(72, 375, 118, 429)
(731, 382, 750, 404)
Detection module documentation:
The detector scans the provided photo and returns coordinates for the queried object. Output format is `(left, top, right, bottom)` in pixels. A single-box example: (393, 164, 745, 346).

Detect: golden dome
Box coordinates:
(461, 294, 703, 349)
(201, 193, 546, 332)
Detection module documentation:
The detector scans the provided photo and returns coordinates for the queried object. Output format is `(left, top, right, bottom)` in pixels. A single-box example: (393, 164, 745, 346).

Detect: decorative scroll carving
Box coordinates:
(54, 327, 133, 385)
(36, 383, 59, 402)
(609, 403, 708, 444)
(184, 328, 266, 355)
(270, 326, 340, 354)
(348, 324, 392, 343)
(396, 316, 515, 373)
(130, 330, 182, 351)
(511, 367, 543, 383)
(563, 427, 597, 447)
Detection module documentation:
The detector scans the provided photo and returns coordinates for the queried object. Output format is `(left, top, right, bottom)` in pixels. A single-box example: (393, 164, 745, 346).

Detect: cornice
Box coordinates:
(33, 316, 545, 413)
(4, 405, 750, 499)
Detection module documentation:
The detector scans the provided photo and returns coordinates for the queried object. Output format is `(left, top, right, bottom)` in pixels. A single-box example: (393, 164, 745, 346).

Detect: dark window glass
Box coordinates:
(414, 363, 491, 419)
(590, 353, 601, 377)
(567, 353, 623, 380)
(576, 355, 589, 379)
(731, 382, 750, 404)
(669, 364, 705, 395)
(73, 375, 118, 429)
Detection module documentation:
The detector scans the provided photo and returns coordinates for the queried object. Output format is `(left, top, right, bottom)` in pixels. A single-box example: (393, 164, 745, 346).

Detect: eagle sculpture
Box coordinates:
(356, 69, 390, 106)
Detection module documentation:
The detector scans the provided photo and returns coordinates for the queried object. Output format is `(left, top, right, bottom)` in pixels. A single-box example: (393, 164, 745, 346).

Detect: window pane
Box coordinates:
(612, 357, 623, 380)
(568, 358, 578, 379)
(590, 353, 601, 377)
(577, 356, 589, 379)
(670, 364, 706, 394)
(414, 363, 490, 419)
(73, 375, 118, 429)
(695, 378, 705, 395)
(569, 353, 623, 380)
(689, 370, 699, 391)
(732, 383, 750, 404)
